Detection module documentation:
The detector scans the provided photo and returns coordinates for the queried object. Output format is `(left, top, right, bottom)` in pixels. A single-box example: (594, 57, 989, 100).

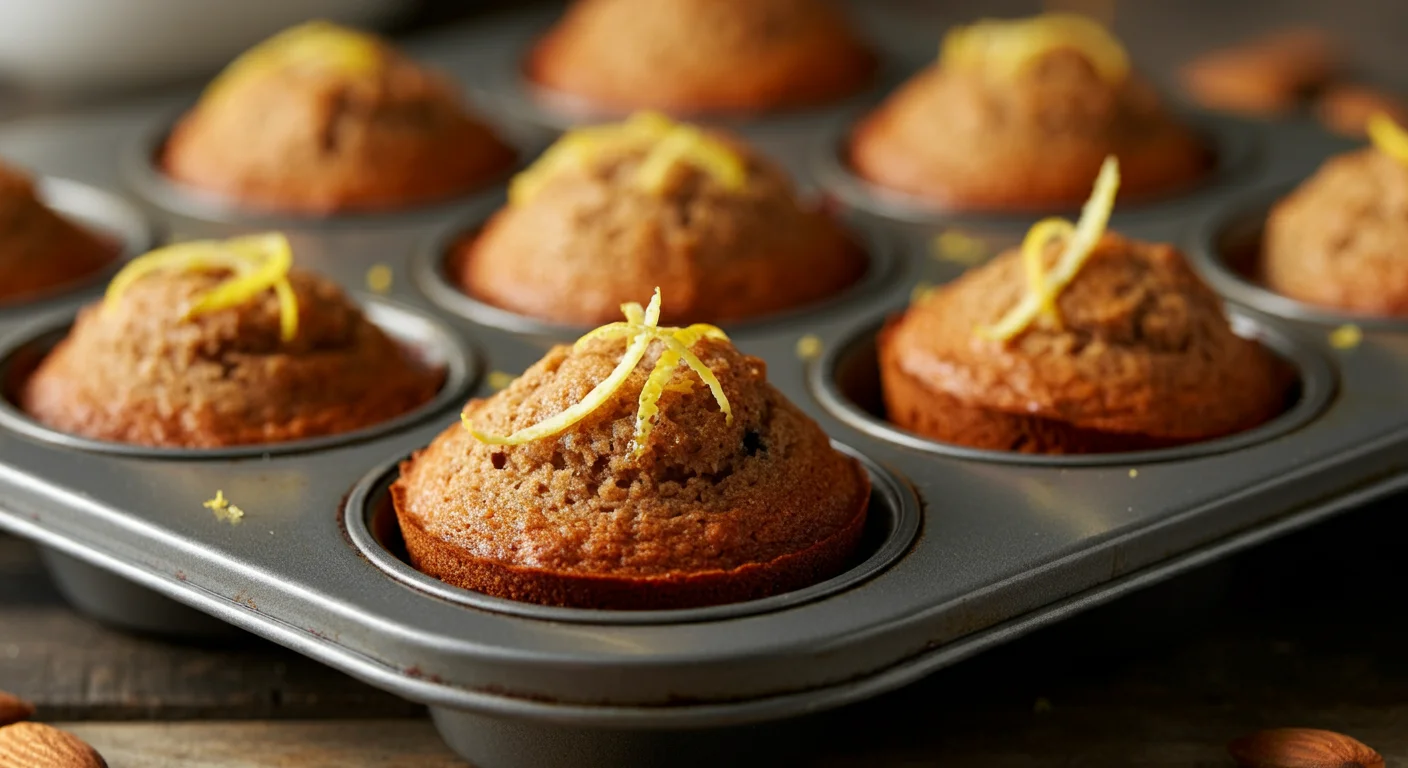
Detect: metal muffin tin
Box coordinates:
(2, 5, 1408, 768)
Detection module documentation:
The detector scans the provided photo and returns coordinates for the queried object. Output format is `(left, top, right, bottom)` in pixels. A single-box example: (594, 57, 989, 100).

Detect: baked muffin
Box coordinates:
(880, 159, 1287, 453)
(527, 0, 875, 116)
(850, 13, 1209, 212)
(1263, 113, 1408, 314)
(393, 289, 870, 609)
(0, 163, 115, 305)
(162, 21, 515, 215)
(21, 234, 443, 448)
(456, 112, 866, 325)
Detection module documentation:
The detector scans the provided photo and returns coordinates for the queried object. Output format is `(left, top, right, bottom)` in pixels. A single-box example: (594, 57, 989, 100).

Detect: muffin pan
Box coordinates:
(1, 6, 1408, 768)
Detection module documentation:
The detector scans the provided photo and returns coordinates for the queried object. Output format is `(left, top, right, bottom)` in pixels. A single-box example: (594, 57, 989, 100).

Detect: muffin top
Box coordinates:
(527, 0, 875, 114)
(460, 112, 864, 325)
(850, 13, 1208, 210)
(1263, 114, 1408, 314)
(162, 21, 514, 214)
(396, 290, 867, 577)
(0, 163, 114, 305)
(889, 160, 1285, 441)
(21, 234, 442, 447)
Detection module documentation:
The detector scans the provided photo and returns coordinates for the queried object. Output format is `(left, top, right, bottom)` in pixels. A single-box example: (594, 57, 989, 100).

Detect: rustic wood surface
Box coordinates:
(6, 492, 1408, 766)
(4, 0, 1408, 765)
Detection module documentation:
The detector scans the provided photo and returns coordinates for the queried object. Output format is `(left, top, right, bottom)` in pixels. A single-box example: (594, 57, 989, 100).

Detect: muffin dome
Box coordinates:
(881, 161, 1286, 453)
(457, 112, 865, 326)
(22, 234, 443, 448)
(850, 13, 1209, 211)
(1264, 116, 1408, 314)
(392, 291, 870, 609)
(0, 163, 114, 305)
(527, 0, 875, 115)
(162, 21, 515, 214)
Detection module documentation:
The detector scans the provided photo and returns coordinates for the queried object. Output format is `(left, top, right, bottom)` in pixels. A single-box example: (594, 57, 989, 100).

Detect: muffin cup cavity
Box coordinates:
(814, 109, 1262, 229)
(0, 297, 477, 459)
(1192, 184, 1408, 330)
(343, 441, 921, 625)
(811, 311, 1335, 467)
(120, 110, 535, 229)
(412, 205, 899, 340)
(0, 178, 156, 312)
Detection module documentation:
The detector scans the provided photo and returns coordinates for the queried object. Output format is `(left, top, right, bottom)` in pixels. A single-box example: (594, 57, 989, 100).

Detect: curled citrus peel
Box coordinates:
(975, 156, 1121, 342)
(1367, 112, 1408, 165)
(508, 111, 747, 206)
(202, 20, 383, 105)
(464, 288, 733, 457)
(105, 233, 300, 341)
(941, 13, 1130, 85)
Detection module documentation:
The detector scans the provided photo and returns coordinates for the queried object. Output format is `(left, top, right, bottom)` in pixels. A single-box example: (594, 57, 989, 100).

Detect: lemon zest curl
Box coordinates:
(464, 289, 732, 457)
(941, 13, 1130, 85)
(203, 20, 383, 105)
(1368, 112, 1408, 165)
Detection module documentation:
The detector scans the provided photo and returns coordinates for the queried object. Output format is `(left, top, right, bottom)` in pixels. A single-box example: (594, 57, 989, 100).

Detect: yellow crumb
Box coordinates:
(1128, 469, 1138, 478)
(1329, 323, 1362, 350)
(486, 370, 515, 391)
(203, 490, 244, 525)
(365, 263, 393, 294)
(909, 281, 936, 305)
(931, 230, 989, 266)
(795, 334, 823, 361)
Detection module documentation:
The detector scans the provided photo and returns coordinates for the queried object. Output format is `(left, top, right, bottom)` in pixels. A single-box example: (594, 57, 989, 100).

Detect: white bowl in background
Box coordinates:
(0, 0, 405, 96)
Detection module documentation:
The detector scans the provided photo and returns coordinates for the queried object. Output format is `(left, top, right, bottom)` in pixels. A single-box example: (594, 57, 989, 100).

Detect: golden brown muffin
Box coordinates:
(0, 164, 116, 305)
(456, 112, 866, 326)
(1263, 116, 1408, 314)
(850, 14, 1209, 211)
(393, 291, 870, 609)
(881, 161, 1287, 453)
(527, 0, 875, 116)
(162, 21, 515, 215)
(22, 234, 443, 448)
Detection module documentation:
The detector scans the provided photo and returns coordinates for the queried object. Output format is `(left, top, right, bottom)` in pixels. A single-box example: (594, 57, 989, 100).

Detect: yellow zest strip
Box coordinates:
(1020, 218, 1076, 329)
(975, 156, 1121, 342)
(941, 12, 1130, 85)
(465, 288, 733, 457)
(1367, 112, 1408, 165)
(105, 233, 300, 342)
(508, 111, 747, 206)
(203, 20, 383, 105)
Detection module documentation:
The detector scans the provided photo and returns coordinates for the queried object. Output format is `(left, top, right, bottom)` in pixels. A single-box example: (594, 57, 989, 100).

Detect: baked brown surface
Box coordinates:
(392, 335, 870, 609)
(850, 50, 1211, 211)
(1264, 147, 1408, 314)
(526, 0, 875, 115)
(457, 128, 865, 326)
(162, 31, 514, 215)
(0, 165, 115, 305)
(21, 269, 443, 448)
(880, 233, 1290, 453)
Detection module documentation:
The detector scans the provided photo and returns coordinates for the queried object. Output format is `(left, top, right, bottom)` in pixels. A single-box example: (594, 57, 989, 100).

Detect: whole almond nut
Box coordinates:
(1228, 727, 1383, 768)
(0, 693, 32, 728)
(0, 722, 106, 768)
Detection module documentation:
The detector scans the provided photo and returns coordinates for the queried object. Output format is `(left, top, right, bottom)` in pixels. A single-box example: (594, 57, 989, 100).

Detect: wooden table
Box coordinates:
(5, 492, 1407, 766)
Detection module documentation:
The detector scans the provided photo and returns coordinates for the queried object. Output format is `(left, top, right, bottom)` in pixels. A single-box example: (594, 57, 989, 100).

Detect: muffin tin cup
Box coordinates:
(120, 108, 547, 231)
(813, 107, 1265, 232)
(410, 196, 904, 341)
(0, 176, 157, 316)
(343, 441, 921, 626)
(1, 8, 1408, 768)
(0, 296, 478, 459)
(812, 309, 1337, 467)
(1189, 183, 1408, 331)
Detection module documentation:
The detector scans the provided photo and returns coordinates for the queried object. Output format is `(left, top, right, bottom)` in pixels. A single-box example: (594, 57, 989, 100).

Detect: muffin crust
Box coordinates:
(0, 165, 115, 305)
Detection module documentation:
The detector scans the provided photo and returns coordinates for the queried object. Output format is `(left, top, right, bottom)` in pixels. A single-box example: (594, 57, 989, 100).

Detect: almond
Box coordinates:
(1228, 727, 1383, 768)
(0, 722, 106, 768)
(0, 693, 32, 728)
(1315, 83, 1408, 138)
